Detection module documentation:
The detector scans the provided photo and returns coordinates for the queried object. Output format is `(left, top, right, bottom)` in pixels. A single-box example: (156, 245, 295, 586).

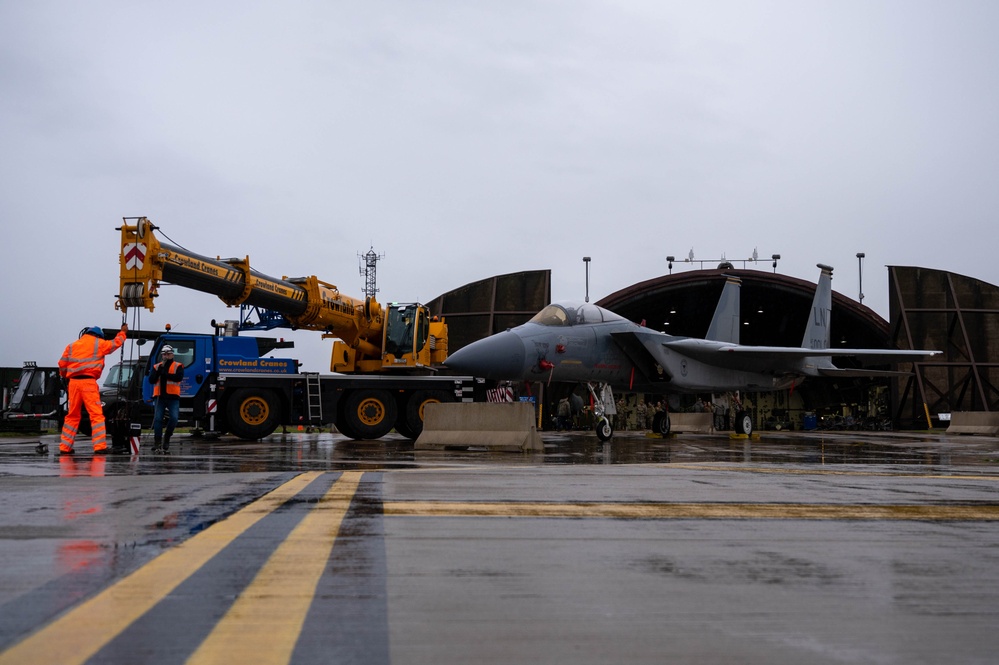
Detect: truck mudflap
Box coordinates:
(195, 379, 225, 439)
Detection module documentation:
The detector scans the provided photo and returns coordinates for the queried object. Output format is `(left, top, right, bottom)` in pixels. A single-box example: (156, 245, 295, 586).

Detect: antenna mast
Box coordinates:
(359, 246, 385, 298)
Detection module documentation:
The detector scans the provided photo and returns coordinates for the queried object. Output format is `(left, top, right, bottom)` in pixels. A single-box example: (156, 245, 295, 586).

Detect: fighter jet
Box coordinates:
(445, 264, 941, 440)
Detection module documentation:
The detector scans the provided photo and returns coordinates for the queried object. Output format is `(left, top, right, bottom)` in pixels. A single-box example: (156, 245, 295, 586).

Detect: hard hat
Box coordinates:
(160, 345, 175, 354)
(85, 326, 103, 337)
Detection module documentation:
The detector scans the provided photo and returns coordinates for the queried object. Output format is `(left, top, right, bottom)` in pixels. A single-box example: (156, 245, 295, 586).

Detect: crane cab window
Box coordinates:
(385, 304, 425, 357)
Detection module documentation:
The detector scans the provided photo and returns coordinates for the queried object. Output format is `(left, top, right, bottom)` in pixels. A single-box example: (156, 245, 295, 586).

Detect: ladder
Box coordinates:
(304, 372, 322, 424)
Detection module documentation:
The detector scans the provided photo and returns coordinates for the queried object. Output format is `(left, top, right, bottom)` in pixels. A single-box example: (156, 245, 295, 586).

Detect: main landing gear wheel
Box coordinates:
(652, 411, 671, 436)
(735, 410, 753, 436)
(595, 417, 614, 442)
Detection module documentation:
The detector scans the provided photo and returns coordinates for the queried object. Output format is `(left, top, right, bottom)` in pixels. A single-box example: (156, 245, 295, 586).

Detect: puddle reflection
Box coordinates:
(541, 436, 953, 466)
(10, 430, 999, 474)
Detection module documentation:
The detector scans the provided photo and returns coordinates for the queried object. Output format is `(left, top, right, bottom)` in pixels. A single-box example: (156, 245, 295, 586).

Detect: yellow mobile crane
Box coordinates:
(118, 217, 448, 373)
(116, 217, 478, 441)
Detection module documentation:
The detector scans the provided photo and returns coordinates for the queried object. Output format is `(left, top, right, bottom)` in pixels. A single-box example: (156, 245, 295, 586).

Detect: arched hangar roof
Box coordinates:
(597, 267, 890, 351)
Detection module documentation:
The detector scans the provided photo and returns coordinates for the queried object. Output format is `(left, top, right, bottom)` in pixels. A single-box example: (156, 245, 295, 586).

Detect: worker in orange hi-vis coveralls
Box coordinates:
(58, 324, 128, 455)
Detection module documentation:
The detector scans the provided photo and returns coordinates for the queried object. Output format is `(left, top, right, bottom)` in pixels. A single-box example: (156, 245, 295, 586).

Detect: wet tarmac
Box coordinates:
(1, 428, 998, 664)
(3, 427, 999, 474)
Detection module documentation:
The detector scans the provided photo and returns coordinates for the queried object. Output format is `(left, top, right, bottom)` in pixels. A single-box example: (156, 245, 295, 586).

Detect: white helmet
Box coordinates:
(160, 345, 175, 355)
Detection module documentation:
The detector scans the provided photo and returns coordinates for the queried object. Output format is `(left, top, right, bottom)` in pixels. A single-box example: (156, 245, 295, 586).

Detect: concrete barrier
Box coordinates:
(946, 412, 999, 436)
(669, 413, 715, 434)
(415, 402, 543, 452)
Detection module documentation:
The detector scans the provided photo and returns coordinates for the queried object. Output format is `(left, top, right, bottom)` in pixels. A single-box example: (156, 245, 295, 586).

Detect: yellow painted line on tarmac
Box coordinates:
(186, 471, 362, 665)
(383, 501, 999, 521)
(0, 471, 326, 665)
(659, 464, 999, 481)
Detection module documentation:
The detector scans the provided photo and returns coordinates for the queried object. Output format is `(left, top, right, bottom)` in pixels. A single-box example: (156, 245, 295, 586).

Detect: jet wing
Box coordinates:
(660, 338, 800, 374)
(661, 338, 739, 361)
(662, 339, 940, 376)
(719, 346, 940, 365)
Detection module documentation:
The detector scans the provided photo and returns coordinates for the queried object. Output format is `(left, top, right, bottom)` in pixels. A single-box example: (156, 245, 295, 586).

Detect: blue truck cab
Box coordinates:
(142, 334, 298, 405)
(141, 332, 302, 439)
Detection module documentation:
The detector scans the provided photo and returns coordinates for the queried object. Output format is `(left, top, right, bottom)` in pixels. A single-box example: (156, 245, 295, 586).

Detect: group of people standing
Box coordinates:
(554, 391, 675, 432)
(612, 398, 668, 431)
(554, 391, 724, 433)
(58, 325, 183, 455)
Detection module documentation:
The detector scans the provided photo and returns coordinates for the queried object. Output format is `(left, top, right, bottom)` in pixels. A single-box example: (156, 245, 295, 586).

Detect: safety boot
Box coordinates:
(162, 433, 172, 454)
(152, 435, 163, 455)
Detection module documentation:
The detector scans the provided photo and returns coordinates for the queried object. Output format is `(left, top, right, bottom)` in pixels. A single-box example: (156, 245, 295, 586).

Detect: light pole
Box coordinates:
(856, 252, 865, 305)
(583, 257, 591, 302)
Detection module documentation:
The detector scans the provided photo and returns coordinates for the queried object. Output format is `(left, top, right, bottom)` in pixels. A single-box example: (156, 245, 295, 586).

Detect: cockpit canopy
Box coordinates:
(528, 301, 627, 327)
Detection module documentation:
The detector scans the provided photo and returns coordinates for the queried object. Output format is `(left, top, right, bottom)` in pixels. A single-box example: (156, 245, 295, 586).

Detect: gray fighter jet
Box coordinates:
(445, 264, 940, 440)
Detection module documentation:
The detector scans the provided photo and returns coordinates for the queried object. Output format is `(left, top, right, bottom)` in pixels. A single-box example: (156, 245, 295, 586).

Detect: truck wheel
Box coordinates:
(334, 408, 360, 439)
(396, 390, 451, 440)
(342, 389, 397, 440)
(226, 389, 280, 440)
(735, 410, 753, 436)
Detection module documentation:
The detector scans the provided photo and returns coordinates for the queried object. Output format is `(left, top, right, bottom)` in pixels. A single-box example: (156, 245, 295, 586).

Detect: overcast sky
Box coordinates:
(2, 1, 997, 373)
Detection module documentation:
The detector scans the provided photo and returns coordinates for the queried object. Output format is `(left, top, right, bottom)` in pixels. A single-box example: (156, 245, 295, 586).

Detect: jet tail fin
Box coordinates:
(705, 275, 741, 344)
(802, 264, 834, 350)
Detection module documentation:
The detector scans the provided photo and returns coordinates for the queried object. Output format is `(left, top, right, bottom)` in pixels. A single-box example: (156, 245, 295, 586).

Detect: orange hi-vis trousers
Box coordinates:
(60, 378, 107, 453)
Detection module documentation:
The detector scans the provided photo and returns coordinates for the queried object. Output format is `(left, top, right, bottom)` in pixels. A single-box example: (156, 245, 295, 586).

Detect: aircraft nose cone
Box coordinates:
(445, 331, 526, 379)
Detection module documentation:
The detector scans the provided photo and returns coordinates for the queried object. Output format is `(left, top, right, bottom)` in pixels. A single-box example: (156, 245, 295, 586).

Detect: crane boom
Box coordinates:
(117, 217, 447, 373)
